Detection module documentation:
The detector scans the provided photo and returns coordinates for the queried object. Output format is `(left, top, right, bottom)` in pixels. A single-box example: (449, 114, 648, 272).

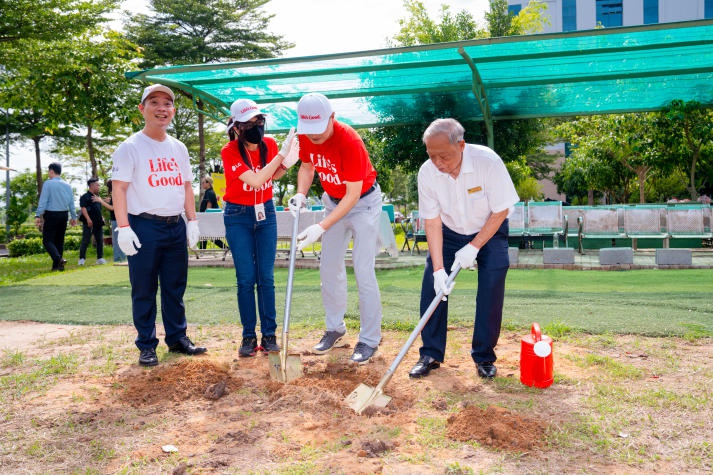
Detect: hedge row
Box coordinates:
(7, 236, 82, 257)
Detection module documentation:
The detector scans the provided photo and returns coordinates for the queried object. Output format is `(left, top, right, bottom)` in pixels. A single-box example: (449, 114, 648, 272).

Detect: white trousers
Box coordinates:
(319, 186, 383, 348)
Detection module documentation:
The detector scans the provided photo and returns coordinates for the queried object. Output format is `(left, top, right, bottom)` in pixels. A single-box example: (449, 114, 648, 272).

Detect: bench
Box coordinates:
(622, 205, 668, 249)
(525, 201, 564, 247)
(276, 209, 325, 257)
(666, 204, 712, 242)
(193, 212, 230, 260)
(579, 206, 626, 247)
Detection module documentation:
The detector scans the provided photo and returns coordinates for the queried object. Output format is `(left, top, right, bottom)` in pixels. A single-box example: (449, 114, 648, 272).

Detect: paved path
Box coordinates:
(188, 248, 713, 270)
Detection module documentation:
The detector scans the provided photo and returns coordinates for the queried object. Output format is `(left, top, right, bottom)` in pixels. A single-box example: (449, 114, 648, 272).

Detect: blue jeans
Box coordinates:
(111, 220, 126, 262)
(127, 214, 189, 350)
(419, 219, 510, 364)
(223, 200, 278, 338)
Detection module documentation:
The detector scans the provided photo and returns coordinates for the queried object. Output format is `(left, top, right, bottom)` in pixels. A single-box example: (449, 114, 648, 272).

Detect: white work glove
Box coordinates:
(279, 127, 296, 159)
(452, 243, 479, 271)
(288, 192, 307, 217)
(187, 220, 200, 249)
(116, 226, 142, 256)
(281, 133, 301, 169)
(433, 268, 455, 301)
(297, 224, 325, 251)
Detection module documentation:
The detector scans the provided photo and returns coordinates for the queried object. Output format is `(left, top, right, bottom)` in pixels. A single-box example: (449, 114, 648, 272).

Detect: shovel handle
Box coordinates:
(372, 265, 461, 394)
(282, 211, 300, 334)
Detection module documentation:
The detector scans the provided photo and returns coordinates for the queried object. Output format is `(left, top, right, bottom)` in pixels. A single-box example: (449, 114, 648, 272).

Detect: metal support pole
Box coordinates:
(4, 108, 9, 237)
(458, 47, 495, 150)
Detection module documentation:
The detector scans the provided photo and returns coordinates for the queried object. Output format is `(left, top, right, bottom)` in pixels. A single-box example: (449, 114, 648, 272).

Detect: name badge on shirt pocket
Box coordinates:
(468, 185, 485, 200)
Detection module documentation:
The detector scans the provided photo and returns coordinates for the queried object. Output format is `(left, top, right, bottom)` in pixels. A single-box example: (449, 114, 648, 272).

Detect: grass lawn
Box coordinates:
(1, 252, 711, 338)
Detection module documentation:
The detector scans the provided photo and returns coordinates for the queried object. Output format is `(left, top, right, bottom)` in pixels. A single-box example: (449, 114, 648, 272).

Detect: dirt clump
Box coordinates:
(447, 404, 546, 451)
(119, 358, 239, 406)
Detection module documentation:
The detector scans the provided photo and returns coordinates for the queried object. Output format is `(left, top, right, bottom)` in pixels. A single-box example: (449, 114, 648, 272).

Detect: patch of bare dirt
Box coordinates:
(0, 322, 711, 474)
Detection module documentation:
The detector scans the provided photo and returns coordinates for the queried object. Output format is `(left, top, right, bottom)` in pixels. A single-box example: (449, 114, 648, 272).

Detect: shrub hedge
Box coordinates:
(8, 236, 81, 257)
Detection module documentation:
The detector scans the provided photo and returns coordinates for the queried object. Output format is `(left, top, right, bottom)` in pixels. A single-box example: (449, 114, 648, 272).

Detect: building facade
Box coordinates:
(508, 0, 713, 33)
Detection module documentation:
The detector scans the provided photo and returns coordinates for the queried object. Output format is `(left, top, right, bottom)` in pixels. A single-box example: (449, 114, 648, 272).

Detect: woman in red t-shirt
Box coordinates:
(221, 98, 297, 357)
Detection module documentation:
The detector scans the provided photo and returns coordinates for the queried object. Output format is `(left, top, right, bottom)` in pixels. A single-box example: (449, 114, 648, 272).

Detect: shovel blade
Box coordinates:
(268, 351, 303, 383)
(345, 383, 392, 414)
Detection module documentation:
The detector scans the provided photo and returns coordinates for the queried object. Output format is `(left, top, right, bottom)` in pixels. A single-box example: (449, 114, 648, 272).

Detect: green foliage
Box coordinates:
(7, 236, 80, 257)
(380, 0, 554, 186)
(391, 0, 484, 47)
(124, 0, 293, 68)
(7, 238, 44, 257)
(555, 101, 713, 203)
(515, 176, 543, 201)
(5, 171, 40, 236)
(0, 0, 117, 63)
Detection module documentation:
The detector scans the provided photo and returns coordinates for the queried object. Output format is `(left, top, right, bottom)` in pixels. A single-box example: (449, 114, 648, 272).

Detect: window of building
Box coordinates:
(706, 0, 713, 19)
(562, 0, 577, 31)
(596, 0, 623, 27)
(643, 0, 658, 24)
(508, 4, 522, 16)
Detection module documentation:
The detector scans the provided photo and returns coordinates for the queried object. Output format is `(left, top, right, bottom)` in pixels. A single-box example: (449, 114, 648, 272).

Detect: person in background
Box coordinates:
(198, 175, 225, 250)
(34, 162, 77, 271)
(221, 98, 298, 357)
(78, 177, 106, 265)
(93, 180, 125, 263)
(111, 84, 206, 367)
(288, 92, 383, 365)
(408, 118, 519, 380)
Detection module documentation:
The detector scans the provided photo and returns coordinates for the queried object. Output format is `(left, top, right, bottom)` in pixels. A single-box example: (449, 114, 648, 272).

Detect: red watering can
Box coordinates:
(520, 322, 553, 388)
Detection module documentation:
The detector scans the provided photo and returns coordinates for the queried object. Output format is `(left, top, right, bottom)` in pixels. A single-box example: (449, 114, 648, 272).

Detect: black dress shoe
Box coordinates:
(477, 362, 497, 379)
(58, 259, 67, 271)
(139, 348, 159, 367)
(168, 336, 207, 355)
(409, 355, 440, 379)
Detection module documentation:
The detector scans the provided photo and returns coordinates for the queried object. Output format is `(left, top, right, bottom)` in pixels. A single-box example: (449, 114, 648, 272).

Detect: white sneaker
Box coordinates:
(78, 258, 85, 266)
(96, 258, 107, 265)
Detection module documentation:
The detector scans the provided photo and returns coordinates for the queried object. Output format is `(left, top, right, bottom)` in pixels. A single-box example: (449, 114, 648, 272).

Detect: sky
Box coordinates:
(6, 0, 490, 175)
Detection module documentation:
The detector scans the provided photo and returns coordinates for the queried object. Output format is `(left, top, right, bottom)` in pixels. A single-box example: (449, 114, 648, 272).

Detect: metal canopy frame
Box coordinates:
(127, 19, 713, 148)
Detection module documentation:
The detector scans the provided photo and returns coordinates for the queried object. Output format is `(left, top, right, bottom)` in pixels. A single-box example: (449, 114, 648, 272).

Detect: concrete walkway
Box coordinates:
(188, 247, 713, 270)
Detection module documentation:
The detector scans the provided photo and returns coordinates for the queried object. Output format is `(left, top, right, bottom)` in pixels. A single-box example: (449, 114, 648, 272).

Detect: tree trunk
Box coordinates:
(86, 122, 97, 178)
(34, 136, 43, 196)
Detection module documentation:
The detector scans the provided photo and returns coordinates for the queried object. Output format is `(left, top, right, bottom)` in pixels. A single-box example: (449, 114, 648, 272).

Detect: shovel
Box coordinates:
(346, 265, 461, 414)
(268, 210, 303, 383)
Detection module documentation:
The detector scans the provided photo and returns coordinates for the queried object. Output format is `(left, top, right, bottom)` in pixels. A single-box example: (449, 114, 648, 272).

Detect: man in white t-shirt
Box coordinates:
(408, 118, 519, 380)
(111, 84, 206, 367)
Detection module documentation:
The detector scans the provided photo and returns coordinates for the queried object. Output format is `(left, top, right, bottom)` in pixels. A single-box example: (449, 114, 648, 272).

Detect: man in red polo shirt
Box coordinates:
(288, 93, 383, 365)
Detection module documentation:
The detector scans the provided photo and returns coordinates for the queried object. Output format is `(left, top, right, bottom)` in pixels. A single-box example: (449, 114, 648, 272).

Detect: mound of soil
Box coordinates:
(447, 404, 546, 451)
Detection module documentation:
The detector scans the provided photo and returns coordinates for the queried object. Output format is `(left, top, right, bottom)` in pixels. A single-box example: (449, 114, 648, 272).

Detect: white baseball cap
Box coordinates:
(230, 98, 264, 123)
(297, 93, 333, 134)
(141, 84, 175, 103)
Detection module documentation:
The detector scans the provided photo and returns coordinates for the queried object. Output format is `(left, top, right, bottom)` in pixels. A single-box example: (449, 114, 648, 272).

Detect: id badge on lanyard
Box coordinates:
(255, 202, 265, 222)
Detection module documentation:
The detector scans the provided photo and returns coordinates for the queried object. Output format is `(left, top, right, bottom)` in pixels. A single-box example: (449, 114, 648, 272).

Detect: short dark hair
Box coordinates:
(87, 177, 99, 187)
(48, 162, 62, 175)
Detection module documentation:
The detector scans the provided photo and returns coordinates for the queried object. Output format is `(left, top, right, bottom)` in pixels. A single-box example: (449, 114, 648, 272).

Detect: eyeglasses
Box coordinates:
(237, 116, 266, 130)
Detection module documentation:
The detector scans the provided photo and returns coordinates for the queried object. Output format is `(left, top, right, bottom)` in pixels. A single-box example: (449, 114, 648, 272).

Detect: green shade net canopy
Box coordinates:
(127, 19, 713, 147)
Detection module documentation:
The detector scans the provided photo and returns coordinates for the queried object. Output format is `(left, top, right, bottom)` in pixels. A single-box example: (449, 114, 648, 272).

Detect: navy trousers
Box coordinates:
(127, 214, 189, 351)
(418, 219, 510, 364)
(42, 210, 68, 269)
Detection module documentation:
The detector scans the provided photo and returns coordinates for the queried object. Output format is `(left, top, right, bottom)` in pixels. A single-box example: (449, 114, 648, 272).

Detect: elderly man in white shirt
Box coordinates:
(409, 118, 519, 380)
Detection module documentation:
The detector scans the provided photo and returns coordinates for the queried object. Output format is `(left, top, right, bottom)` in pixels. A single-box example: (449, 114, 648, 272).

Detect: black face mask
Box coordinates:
(242, 125, 265, 144)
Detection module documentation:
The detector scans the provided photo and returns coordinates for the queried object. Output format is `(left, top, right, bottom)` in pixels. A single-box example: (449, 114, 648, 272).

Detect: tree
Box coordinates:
(1, 0, 124, 194)
(123, 0, 294, 183)
(52, 31, 142, 179)
(375, 0, 551, 187)
(4, 171, 38, 236)
(659, 100, 713, 201)
(0, 0, 115, 53)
